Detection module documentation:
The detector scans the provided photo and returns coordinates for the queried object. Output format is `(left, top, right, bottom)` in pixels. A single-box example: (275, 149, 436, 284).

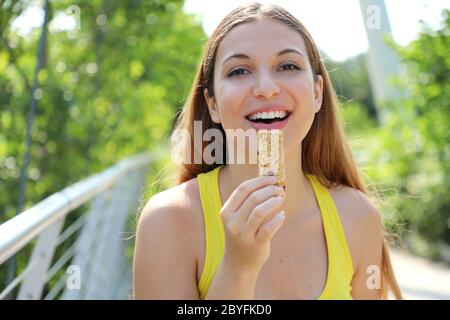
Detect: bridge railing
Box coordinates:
(0, 152, 156, 299)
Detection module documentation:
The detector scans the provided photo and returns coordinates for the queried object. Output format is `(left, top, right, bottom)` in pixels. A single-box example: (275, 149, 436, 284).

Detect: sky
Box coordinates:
(183, 0, 450, 61)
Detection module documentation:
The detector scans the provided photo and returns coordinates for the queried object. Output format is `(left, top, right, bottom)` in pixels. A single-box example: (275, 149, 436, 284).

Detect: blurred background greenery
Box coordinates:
(0, 0, 449, 290)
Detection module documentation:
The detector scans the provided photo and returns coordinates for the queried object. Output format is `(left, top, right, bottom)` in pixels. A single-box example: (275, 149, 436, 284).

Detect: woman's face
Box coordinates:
(204, 18, 323, 156)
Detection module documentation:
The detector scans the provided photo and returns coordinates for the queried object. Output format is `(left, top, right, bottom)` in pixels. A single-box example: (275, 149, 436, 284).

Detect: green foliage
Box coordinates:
(0, 0, 204, 221)
(327, 54, 378, 120)
(0, 0, 205, 288)
(340, 100, 377, 136)
(359, 10, 450, 260)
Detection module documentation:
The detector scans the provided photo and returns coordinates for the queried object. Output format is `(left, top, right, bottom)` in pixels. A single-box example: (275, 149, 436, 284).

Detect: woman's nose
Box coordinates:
(252, 70, 281, 98)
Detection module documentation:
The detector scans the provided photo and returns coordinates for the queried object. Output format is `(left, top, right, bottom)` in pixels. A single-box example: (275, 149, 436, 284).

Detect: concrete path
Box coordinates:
(390, 249, 450, 300)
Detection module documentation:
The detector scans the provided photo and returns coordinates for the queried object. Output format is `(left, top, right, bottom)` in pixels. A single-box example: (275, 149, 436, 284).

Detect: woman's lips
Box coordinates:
(246, 113, 291, 130)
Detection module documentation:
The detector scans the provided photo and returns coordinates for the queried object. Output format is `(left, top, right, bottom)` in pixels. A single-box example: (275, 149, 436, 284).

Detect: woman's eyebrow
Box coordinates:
(221, 48, 305, 65)
(222, 53, 249, 65)
(278, 48, 305, 58)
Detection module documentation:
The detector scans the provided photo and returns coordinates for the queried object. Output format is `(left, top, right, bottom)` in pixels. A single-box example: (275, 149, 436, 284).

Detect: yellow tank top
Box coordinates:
(196, 165, 354, 300)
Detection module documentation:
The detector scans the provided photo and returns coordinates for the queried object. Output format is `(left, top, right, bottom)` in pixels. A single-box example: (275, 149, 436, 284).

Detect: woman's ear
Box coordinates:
(314, 74, 324, 113)
(203, 88, 221, 123)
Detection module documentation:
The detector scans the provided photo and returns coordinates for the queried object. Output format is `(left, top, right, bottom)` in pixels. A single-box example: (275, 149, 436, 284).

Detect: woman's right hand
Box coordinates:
(219, 175, 286, 272)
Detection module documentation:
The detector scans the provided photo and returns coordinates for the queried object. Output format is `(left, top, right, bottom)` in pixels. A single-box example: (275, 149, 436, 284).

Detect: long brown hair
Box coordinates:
(172, 1, 402, 299)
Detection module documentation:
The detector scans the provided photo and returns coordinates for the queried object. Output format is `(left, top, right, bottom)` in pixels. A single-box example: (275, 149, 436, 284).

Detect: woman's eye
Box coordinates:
(280, 63, 300, 71)
(228, 68, 248, 77)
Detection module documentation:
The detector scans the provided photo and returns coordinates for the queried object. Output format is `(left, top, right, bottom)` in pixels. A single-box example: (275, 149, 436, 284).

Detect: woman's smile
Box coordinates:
(245, 107, 292, 130)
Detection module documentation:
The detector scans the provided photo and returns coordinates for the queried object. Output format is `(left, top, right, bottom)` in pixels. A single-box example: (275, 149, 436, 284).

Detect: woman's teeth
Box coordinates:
(247, 111, 289, 123)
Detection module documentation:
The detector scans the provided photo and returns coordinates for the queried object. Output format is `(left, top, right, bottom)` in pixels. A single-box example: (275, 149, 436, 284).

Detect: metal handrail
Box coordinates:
(0, 151, 161, 299)
(0, 152, 154, 265)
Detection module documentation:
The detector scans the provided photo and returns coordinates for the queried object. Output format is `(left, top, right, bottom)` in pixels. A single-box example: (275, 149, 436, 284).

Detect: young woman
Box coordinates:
(133, 2, 402, 300)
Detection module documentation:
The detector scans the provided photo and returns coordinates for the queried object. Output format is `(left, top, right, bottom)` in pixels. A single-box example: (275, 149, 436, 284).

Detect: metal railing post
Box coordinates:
(17, 217, 65, 299)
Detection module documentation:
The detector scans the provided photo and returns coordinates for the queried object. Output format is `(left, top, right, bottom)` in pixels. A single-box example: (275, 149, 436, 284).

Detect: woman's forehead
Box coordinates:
(216, 19, 307, 65)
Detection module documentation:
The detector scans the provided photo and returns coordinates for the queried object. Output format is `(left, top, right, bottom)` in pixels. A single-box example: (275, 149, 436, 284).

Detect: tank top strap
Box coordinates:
(307, 174, 354, 290)
(196, 165, 225, 299)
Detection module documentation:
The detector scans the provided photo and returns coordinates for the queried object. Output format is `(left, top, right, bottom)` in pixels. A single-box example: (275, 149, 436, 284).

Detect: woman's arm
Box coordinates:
(349, 192, 383, 300)
(133, 194, 200, 299)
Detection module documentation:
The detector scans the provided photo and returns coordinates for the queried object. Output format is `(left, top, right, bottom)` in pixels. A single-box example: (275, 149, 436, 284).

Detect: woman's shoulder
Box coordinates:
(143, 178, 201, 213)
(134, 178, 204, 298)
(329, 184, 381, 226)
(137, 177, 204, 246)
(328, 184, 383, 270)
